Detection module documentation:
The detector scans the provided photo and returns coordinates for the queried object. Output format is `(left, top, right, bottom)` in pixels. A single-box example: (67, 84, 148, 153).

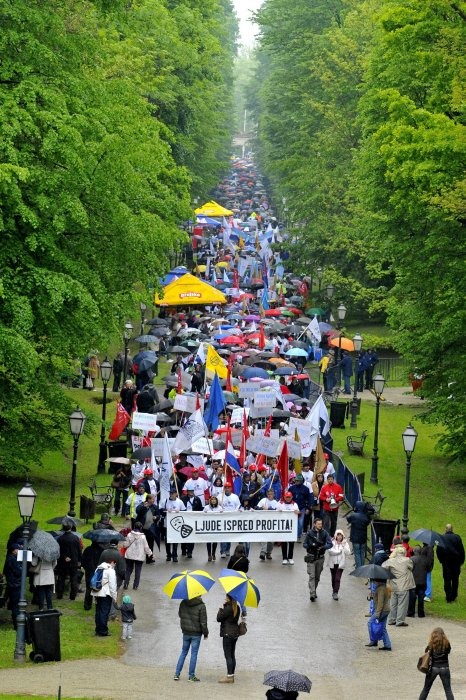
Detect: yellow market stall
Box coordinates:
(194, 200, 233, 217)
(154, 273, 227, 306)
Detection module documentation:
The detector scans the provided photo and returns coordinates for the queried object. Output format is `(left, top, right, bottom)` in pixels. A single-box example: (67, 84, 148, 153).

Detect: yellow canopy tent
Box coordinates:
(154, 273, 227, 306)
(194, 200, 234, 217)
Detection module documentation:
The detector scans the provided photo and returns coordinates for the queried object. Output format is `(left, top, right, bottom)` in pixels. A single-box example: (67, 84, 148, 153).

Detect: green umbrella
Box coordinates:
(306, 307, 326, 316)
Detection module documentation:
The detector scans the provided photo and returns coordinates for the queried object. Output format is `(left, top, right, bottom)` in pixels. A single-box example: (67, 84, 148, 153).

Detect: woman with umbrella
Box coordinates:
(216, 593, 242, 684)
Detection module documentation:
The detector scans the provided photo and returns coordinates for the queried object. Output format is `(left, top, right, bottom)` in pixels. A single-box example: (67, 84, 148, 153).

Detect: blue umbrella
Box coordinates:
(240, 366, 269, 380)
(133, 350, 158, 373)
(285, 348, 308, 357)
(274, 367, 299, 376)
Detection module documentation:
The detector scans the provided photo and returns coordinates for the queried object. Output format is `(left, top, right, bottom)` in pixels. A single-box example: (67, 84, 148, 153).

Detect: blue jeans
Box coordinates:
(425, 571, 432, 598)
(95, 595, 113, 635)
(353, 543, 366, 569)
(368, 612, 391, 648)
(220, 542, 231, 556)
(297, 511, 305, 539)
(175, 634, 202, 678)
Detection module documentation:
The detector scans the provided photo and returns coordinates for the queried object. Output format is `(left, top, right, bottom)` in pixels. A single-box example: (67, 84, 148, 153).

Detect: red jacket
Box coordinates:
(319, 482, 344, 512)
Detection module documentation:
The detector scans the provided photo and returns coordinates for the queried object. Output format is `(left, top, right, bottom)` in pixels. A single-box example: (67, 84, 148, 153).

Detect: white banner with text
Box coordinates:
(167, 510, 297, 543)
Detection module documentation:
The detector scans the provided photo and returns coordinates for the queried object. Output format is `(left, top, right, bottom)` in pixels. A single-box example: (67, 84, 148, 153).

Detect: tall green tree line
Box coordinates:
(0, 0, 237, 476)
(251, 0, 466, 459)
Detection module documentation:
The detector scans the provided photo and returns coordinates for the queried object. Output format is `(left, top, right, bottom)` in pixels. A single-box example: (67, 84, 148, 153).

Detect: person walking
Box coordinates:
(217, 594, 242, 684)
(91, 560, 118, 637)
(318, 474, 344, 537)
(382, 543, 415, 626)
(345, 501, 371, 569)
(55, 520, 82, 601)
(122, 522, 152, 590)
(419, 627, 455, 699)
(174, 596, 209, 682)
(365, 578, 392, 651)
(204, 495, 223, 562)
(303, 517, 332, 602)
(30, 555, 57, 611)
(408, 546, 429, 618)
(327, 529, 351, 600)
(277, 491, 300, 565)
(119, 594, 137, 640)
(436, 524, 464, 603)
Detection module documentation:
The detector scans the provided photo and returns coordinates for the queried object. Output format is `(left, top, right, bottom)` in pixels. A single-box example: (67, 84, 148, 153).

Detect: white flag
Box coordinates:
(306, 395, 330, 436)
(308, 316, 321, 343)
(223, 268, 229, 284)
(249, 321, 257, 333)
(171, 408, 207, 455)
(196, 342, 206, 364)
(159, 433, 174, 506)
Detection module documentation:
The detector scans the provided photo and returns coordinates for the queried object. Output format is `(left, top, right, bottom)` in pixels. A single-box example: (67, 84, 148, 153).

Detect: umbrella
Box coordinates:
(263, 670, 312, 694)
(105, 456, 131, 465)
(306, 307, 326, 316)
(297, 316, 312, 324)
(29, 530, 60, 562)
(409, 529, 445, 547)
(274, 366, 298, 376)
(163, 569, 216, 600)
(319, 322, 334, 332)
(46, 515, 85, 526)
(146, 318, 169, 326)
(240, 366, 269, 379)
(134, 335, 159, 343)
(170, 345, 191, 354)
(285, 347, 308, 357)
(290, 341, 309, 349)
(148, 327, 170, 337)
(350, 564, 395, 580)
(329, 336, 354, 352)
(218, 568, 260, 607)
(132, 446, 152, 459)
(154, 399, 174, 412)
(83, 529, 125, 543)
(272, 408, 292, 418)
(155, 412, 174, 424)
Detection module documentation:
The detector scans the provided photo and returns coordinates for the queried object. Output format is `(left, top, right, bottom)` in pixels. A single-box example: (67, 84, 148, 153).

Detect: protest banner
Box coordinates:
(174, 393, 205, 414)
(150, 437, 176, 457)
(132, 412, 159, 432)
(246, 434, 280, 457)
(253, 390, 276, 408)
(190, 437, 214, 455)
(238, 382, 259, 399)
(167, 511, 297, 543)
(249, 405, 273, 419)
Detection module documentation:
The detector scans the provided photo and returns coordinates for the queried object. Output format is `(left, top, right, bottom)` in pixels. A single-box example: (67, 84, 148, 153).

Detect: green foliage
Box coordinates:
(0, 0, 237, 477)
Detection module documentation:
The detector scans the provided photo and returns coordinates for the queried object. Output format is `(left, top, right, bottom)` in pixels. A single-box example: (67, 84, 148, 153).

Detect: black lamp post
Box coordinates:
(139, 303, 146, 337)
(68, 407, 86, 517)
(97, 358, 112, 474)
(402, 423, 418, 531)
(317, 267, 323, 292)
(336, 303, 347, 386)
(370, 374, 385, 484)
(122, 321, 133, 382)
(350, 333, 363, 428)
(14, 481, 37, 662)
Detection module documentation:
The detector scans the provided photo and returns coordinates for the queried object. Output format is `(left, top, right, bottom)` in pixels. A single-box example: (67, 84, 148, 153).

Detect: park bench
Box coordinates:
(346, 429, 368, 456)
(365, 490, 386, 516)
(89, 478, 113, 509)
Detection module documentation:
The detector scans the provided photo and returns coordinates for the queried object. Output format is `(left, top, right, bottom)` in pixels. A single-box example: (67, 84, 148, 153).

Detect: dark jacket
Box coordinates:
(341, 353, 353, 377)
(289, 483, 313, 511)
(346, 502, 371, 545)
(410, 553, 430, 586)
(178, 597, 208, 637)
(99, 545, 126, 584)
(303, 526, 333, 559)
(81, 542, 105, 579)
(437, 531, 465, 568)
(56, 531, 81, 570)
(181, 495, 204, 512)
(217, 600, 241, 638)
(266, 690, 299, 700)
(425, 643, 451, 668)
(227, 553, 249, 573)
(120, 601, 137, 623)
(4, 552, 22, 591)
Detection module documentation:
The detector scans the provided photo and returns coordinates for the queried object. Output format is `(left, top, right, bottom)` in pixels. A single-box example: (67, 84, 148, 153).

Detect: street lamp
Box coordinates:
(350, 333, 363, 428)
(97, 358, 112, 474)
(139, 303, 147, 337)
(14, 482, 37, 662)
(68, 407, 86, 517)
(317, 267, 323, 292)
(370, 374, 385, 484)
(402, 423, 418, 530)
(122, 321, 133, 382)
(326, 283, 334, 300)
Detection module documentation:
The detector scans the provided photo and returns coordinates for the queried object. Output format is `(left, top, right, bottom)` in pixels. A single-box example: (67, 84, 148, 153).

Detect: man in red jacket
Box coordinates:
(319, 474, 344, 537)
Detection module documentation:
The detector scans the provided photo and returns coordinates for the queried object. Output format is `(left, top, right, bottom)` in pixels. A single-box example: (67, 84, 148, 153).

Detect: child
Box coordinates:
(119, 594, 137, 640)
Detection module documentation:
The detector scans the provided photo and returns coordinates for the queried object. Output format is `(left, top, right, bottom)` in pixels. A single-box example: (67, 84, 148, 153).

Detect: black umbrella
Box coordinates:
(272, 409, 292, 418)
(148, 327, 170, 337)
(290, 341, 309, 349)
(154, 399, 174, 412)
(253, 361, 275, 371)
(134, 335, 159, 343)
(146, 318, 169, 326)
(274, 367, 298, 376)
(409, 529, 445, 547)
(29, 530, 61, 562)
(350, 564, 395, 580)
(263, 669, 312, 693)
(156, 412, 174, 424)
(46, 515, 84, 526)
(83, 529, 125, 543)
(171, 345, 191, 354)
(132, 447, 152, 459)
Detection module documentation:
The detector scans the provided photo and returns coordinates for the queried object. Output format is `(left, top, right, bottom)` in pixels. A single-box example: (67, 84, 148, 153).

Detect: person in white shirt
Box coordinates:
(184, 468, 210, 506)
(131, 459, 146, 486)
(277, 492, 300, 565)
(323, 453, 336, 481)
(162, 490, 186, 563)
(301, 463, 314, 486)
(219, 483, 241, 559)
(256, 489, 279, 561)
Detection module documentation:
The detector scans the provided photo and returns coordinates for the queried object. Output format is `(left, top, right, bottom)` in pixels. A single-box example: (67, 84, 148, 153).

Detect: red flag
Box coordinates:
(177, 367, 182, 394)
(195, 392, 200, 410)
(233, 269, 239, 289)
(276, 440, 289, 500)
(258, 323, 266, 350)
(108, 402, 130, 441)
(226, 355, 233, 392)
(239, 409, 250, 467)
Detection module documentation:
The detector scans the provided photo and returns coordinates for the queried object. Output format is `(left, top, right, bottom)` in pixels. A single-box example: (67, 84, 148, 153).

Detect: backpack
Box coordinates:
(90, 567, 104, 591)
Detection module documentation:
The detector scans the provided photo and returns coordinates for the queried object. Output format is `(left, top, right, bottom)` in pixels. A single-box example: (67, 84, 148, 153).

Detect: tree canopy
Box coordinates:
(0, 0, 237, 476)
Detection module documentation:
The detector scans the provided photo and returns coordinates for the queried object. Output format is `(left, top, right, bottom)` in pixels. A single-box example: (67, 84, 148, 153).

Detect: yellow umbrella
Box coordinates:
(197, 264, 206, 272)
(218, 568, 261, 608)
(163, 570, 216, 600)
(216, 261, 229, 269)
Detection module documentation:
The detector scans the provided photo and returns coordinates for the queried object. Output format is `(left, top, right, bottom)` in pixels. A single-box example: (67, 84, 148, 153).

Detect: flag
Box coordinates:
(160, 433, 175, 504)
(225, 440, 242, 496)
(206, 344, 228, 379)
(258, 323, 266, 350)
(276, 440, 289, 500)
(195, 393, 201, 410)
(206, 257, 211, 279)
(211, 264, 217, 285)
(308, 316, 322, 343)
(195, 342, 206, 365)
(233, 269, 239, 289)
(203, 372, 226, 432)
(177, 367, 182, 394)
(293, 428, 302, 474)
(108, 402, 130, 440)
(171, 408, 207, 455)
(249, 320, 257, 333)
(239, 409, 250, 468)
(255, 415, 273, 471)
(223, 268, 229, 284)
(226, 356, 232, 392)
(306, 395, 330, 436)
(313, 437, 327, 477)
(261, 286, 269, 311)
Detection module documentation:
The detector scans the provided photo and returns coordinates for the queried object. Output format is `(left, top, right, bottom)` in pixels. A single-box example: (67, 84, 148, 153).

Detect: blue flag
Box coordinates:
(226, 441, 243, 496)
(261, 286, 269, 311)
(203, 372, 226, 433)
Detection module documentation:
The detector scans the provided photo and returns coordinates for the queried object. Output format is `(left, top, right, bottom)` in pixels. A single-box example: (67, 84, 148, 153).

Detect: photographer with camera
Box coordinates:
(303, 518, 332, 602)
(345, 500, 373, 569)
(318, 474, 344, 537)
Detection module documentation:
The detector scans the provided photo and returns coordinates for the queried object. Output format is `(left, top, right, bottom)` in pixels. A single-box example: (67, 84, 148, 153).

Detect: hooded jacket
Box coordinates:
(327, 530, 351, 569)
(178, 597, 208, 637)
(382, 545, 415, 592)
(90, 562, 117, 601)
(346, 502, 371, 544)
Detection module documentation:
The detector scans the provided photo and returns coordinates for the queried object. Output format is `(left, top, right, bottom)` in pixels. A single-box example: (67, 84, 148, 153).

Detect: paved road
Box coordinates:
(1, 517, 465, 699)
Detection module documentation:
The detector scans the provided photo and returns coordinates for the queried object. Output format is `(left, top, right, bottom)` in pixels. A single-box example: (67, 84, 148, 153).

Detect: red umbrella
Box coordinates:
(177, 466, 207, 478)
(264, 309, 281, 317)
(220, 336, 247, 345)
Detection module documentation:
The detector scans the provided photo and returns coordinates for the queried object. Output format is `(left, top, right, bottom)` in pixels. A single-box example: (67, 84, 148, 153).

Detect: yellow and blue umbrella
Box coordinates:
(218, 568, 261, 608)
(163, 570, 216, 600)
